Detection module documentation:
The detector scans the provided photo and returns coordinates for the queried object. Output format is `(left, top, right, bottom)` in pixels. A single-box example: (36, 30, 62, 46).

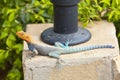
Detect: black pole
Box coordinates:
(53, 1, 78, 34)
(41, 0, 91, 45)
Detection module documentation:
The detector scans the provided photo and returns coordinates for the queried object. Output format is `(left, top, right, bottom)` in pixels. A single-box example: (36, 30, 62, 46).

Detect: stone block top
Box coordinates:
(23, 20, 119, 67)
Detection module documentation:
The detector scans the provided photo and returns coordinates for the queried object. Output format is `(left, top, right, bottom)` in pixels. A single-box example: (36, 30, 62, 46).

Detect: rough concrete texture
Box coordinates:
(23, 20, 119, 80)
(112, 55, 120, 80)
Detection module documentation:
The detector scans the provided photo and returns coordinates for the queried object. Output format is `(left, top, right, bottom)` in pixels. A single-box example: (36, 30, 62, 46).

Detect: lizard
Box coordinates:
(16, 31, 115, 64)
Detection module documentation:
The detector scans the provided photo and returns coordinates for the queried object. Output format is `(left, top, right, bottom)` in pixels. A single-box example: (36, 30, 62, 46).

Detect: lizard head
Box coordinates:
(16, 31, 33, 43)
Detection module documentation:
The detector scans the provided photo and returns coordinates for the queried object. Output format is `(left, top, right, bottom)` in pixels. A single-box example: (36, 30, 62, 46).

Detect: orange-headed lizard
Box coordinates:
(16, 31, 115, 62)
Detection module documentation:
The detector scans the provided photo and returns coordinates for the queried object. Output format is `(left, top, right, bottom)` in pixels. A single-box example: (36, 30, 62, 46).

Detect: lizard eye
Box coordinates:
(20, 33, 24, 36)
(25, 36, 31, 42)
(26, 36, 29, 39)
(21, 33, 24, 35)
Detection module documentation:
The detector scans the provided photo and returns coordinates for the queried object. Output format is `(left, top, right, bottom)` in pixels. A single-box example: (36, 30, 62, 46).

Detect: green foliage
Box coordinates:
(0, 0, 53, 80)
(78, 0, 120, 25)
(78, 0, 102, 26)
(0, 0, 120, 80)
(114, 21, 120, 47)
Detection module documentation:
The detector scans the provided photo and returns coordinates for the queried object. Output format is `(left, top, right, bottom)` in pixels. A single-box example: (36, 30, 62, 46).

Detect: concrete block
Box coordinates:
(112, 56, 120, 80)
(23, 21, 119, 80)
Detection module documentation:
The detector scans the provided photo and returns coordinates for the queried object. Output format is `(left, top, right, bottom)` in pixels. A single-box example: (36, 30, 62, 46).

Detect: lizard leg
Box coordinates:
(54, 42, 67, 48)
(49, 51, 62, 59)
(54, 40, 72, 48)
(49, 51, 64, 69)
(28, 43, 35, 51)
(64, 39, 72, 47)
(28, 43, 38, 54)
(64, 41, 69, 48)
(54, 41, 70, 48)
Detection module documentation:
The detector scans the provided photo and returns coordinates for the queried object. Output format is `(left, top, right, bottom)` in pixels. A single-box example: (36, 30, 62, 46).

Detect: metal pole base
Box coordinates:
(41, 27, 91, 46)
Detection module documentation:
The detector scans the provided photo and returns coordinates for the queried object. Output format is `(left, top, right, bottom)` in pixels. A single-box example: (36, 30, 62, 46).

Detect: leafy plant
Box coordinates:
(78, 0, 120, 23)
(78, 0, 102, 26)
(0, 0, 53, 80)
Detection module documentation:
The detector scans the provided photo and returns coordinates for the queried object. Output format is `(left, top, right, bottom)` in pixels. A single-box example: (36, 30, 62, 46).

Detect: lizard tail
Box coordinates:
(65, 45, 114, 53)
(16, 31, 33, 43)
(77, 45, 115, 51)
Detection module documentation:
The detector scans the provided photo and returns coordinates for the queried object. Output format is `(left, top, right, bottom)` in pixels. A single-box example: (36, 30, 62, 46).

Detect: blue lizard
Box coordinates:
(16, 31, 115, 60)
(30, 42, 114, 59)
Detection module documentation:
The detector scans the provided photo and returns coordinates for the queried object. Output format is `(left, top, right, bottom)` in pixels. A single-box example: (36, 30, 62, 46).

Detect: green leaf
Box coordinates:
(94, 0, 98, 4)
(108, 10, 115, 21)
(14, 58, 22, 69)
(9, 12, 15, 22)
(15, 25, 23, 32)
(118, 33, 120, 38)
(115, 0, 119, 5)
(2, 20, 11, 27)
(4, 0, 6, 3)
(30, 15, 36, 22)
(42, 13, 52, 19)
(111, 0, 119, 7)
(20, 12, 26, 23)
(85, 0, 90, 5)
(6, 39, 13, 48)
(38, 10, 44, 15)
(4, 51, 9, 59)
(26, 13, 30, 22)
(41, 0, 45, 3)
(6, 34, 15, 48)
(6, 68, 21, 80)
(9, 33, 16, 41)
(100, 0, 110, 6)
(13, 44, 23, 54)
(7, 9, 15, 15)
(0, 50, 5, 60)
(39, 16, 45, 23)
(0, 31, 8, 40)
(0, 50, 6, 69)
(34, 0, 40, 6)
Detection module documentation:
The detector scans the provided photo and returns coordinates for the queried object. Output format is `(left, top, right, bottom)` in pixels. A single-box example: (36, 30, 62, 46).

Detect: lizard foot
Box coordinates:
(27, 51, 37, 59)
(64, 39, 72, 47)
(54, 39, 72, 48)
(30, 52, 36, 57)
